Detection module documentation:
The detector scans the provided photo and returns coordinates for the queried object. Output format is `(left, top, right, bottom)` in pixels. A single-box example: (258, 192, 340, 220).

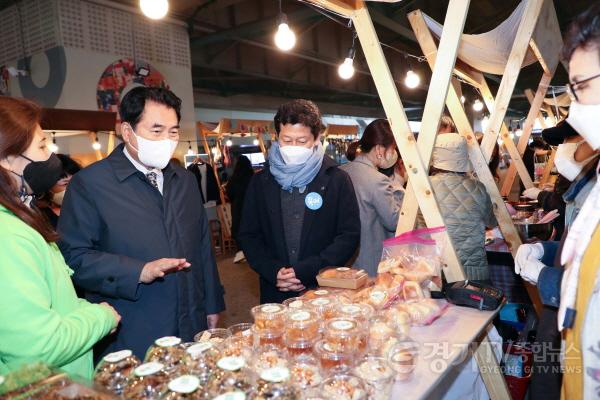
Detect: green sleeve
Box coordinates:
(0, 232, 116, 369)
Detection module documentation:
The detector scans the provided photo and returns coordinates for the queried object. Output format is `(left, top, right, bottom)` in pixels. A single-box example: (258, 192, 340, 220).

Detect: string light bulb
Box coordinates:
(253, 138, 260, 146)
(497, 138, 503, 146)
(139, 0, 169, 20)
(274, 12, 296, 51)
(481, 116, 490, 132)
(473, 99, 484, 112)
(509, 132, 515, 140)
(92, 136, 101, 150)
(460, 95, 466, 103)
(515, 127, 523, 137)
(48, 132, 58, 152)
(187, 142, 194, 156)
(338, 37, 356, 80)
(225, 139, 233, 147)
(404, 70, 420, 89)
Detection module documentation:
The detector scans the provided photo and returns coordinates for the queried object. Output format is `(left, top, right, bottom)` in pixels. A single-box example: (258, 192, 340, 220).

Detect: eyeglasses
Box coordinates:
(566, 72, 600, 102)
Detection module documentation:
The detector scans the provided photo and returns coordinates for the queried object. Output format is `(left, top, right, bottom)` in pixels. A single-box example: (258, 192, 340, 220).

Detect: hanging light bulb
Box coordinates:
(404, 70, 420, 89)
(274, 13, 296, 51)
(211, 147, 218, 155)
(139, 0, 169, 20)
(497, 138, 503, 146)
(253, 138, 260, 146)
(187, 142, 195, 156)
(509, 132, 515, 140)
(460, 95, 466, 104)
(515, 128, 523, 137)
(338, 40, 356, 80)
(48, 132, 58, 152)
(472, 99, 484, 112)
(225, 139, 233, 147)
(92, 136, 101, 150)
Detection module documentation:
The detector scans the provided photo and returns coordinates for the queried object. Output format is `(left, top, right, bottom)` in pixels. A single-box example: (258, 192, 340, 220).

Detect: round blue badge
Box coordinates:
(305, 192, 323, 211)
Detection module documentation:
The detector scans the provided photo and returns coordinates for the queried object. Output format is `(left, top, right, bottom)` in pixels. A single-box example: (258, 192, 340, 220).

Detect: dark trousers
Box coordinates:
(529, 306, 562, 400)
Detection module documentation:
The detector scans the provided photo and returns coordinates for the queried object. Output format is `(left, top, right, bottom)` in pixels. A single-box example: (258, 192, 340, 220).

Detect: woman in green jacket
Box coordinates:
(0, 96, 120, 379)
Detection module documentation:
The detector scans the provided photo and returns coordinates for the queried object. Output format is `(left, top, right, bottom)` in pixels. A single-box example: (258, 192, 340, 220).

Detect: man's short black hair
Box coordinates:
(274, 99, 324, 139)
(119, 86, 182, 129)
(561, 3, 600, 62)
(56, 154, 81, 177)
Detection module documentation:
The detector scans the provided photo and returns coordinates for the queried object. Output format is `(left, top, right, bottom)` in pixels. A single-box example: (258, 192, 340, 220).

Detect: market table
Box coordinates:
(391, 303, 509, 399)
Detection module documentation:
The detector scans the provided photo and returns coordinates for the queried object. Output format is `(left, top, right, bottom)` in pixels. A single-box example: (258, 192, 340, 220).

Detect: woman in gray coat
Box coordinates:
(341, 119, 404, 276)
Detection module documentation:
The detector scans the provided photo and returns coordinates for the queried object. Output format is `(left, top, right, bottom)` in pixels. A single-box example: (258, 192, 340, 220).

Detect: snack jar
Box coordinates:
(162, 375, 205, 399)
(283, 297, 306, 310)
(194, 328, 231, 347)
(313, 339, 356, 374)
(93, 349, 141, 395)
(207, 356, 253, 397)
(123, 362, 170, 400)
(387, 338, 420, 381)
(251, 304, 286, 336)
(285, 309, 320, 357)
(227, 323, 254, 349)
(289, 354, 324, 390)
(353, 356, 394, 400)
(323, 318, 361, 354)
(182, 341, 222, 385)
(145, 337, 187, 374)
(306, 297, 338, 327)
(248, 365, 300, 400)
(319, 374, 367, 400)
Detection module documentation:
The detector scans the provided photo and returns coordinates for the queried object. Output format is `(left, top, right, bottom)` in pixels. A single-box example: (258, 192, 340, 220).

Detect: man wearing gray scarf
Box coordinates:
(238, 99, 360, 303)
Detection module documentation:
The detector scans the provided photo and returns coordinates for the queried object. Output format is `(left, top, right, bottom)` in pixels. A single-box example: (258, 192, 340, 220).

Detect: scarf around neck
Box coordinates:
(269, 141, 324, 192)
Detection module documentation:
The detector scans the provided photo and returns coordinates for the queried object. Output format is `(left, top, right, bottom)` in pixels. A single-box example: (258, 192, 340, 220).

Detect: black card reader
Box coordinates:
(445, 280, 504, 311)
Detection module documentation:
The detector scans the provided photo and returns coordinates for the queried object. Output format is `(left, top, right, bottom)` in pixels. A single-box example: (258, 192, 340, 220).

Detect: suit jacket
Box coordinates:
(58, 144, 225, 359)
(237, 155, 360, 303)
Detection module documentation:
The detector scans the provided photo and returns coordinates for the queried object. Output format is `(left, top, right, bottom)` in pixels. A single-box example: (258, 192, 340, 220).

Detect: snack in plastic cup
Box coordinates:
(320, 373, 367, 400)
(354, 356, 394, 400)
(93, 349, 140, 396)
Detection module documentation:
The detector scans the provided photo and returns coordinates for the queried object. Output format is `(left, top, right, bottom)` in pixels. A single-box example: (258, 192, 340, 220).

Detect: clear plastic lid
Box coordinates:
(144, 338, 187, 373)
(320, 374, 367, 400)
(251, 304, 286, 334)
(123, 362, 170, 400)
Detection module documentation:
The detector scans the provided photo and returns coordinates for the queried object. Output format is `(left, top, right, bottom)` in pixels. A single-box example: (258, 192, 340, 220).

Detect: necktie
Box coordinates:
(146, 171, 159, 190)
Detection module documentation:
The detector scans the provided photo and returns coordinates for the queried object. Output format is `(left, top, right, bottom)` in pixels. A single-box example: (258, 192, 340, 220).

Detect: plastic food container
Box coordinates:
(250, 347, 289, 378)
(207, 356, 253, 396)
(289, 355, 323, 390)
(183, 341, 221, 385)
(227, 323, 254, 348)
(323, 318, 362, 354)
(251, 304, 286, 335)
(314, 340, 355, 374)
(317, 268, 369, 290)
(249, 366, 299, 399)
(387, 339, 419, 381)
(353, 356, 394, 400)
(285, 309, 319, 342)
(282, 297, 306, 310)
(335, 303, 374, 324)
(213, 391, 247, 400)
(367, 317, 399, 357)
(93, 349, 140, 396)
(320, 374, 367, 400)
(194, 328, 231, 346)
(123, 362, 170, 400)
(162, 375, 205, 399)
(307, 297, 338, 323)
(144, 337, 187, 373)
(251, 325, 285, 350)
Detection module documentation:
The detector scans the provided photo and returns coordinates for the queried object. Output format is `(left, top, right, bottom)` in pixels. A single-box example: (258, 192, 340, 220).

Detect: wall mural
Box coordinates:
(96, 58, 168, 120)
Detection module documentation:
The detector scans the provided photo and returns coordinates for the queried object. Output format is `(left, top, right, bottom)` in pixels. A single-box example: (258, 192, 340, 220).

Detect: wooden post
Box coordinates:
(407, 10, 544, 315)
(480, 0, 545, 160)
(350, 2, 466, 282)
(107, 131, 116, 154)
(500, 72, 555, 196)
(540, 147, 557, 187)
(397, 1, 471, 236)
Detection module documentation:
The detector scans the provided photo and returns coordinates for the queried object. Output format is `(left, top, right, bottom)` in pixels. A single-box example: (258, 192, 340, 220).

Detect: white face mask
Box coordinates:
(379, 149, 398, 169)
(280, 145, 313, 165)
(567, 101, 600, 150)
(129, 131, 178, 170)
(52, 190, 66, 206)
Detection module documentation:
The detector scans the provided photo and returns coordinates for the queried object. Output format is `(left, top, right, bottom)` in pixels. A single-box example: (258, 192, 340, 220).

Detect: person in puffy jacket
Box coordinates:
(423, 131, 497, 282)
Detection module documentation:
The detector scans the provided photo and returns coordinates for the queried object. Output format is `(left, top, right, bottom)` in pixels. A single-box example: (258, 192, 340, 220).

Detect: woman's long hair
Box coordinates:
(0, 96, 59, 242)
(346, 119, 395, 161)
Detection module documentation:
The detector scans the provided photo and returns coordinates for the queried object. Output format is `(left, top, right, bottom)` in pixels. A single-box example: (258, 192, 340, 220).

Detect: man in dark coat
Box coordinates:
(237, 99, 360, 304)
(58, 87, 225, 360)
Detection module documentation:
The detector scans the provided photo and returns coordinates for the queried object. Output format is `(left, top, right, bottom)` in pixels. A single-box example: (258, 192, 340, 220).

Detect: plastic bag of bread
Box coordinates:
(395, 299, 449, 326)
(351, 274, 404, 310)
(378, 227, 447, 289)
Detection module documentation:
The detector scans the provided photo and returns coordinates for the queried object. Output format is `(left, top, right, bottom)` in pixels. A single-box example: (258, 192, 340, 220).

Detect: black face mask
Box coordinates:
(20, 153, 64, 195)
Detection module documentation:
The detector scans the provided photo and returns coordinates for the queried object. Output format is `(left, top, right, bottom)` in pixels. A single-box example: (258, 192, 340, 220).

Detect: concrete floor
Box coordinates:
(215, 254, 260, 328)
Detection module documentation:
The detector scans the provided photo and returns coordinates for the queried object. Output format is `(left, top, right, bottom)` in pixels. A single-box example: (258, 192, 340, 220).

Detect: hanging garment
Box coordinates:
(188, 162, 221, 205)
